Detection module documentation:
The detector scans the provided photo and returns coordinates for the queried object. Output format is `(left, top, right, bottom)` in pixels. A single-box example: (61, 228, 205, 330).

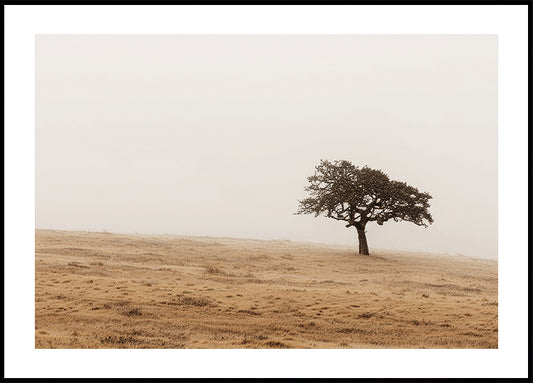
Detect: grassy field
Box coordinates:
(35, 229, 498, 349)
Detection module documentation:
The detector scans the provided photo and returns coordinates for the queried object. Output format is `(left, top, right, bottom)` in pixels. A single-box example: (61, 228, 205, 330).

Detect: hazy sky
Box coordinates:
(36, 35, 497, 259)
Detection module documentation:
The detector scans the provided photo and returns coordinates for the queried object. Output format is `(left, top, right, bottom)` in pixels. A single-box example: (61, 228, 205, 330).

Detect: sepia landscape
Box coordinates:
(35, 229, 498, 349)
(35, 35, 498, 352)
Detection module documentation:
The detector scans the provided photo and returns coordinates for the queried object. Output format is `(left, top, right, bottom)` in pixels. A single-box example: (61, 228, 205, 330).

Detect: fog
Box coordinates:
(36, 35, 497, 259)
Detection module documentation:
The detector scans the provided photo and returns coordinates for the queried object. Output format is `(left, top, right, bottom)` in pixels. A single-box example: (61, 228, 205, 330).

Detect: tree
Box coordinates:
(296, 160, 433, 255)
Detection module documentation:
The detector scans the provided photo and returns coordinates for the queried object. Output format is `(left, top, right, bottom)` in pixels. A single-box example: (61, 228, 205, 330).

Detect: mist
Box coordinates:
(35, 35, 497, 259)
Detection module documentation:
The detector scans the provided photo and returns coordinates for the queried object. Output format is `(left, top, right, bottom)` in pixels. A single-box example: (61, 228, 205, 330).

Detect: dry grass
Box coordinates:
(35, 229, 497, 349)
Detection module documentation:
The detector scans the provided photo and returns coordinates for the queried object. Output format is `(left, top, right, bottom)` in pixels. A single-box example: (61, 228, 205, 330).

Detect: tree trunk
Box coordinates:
(356, 226, 369, 255)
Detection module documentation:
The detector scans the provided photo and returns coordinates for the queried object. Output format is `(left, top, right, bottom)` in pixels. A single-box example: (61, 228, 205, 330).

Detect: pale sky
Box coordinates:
(35, 35, 498, 259)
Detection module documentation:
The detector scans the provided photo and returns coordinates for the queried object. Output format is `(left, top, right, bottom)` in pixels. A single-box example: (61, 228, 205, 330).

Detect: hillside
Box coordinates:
(35, 229, 498, 348)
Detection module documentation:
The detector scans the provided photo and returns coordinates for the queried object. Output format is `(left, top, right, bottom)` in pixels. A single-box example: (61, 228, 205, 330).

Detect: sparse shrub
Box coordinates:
(67, 261, 89, 268)
(205, 264, 222, 274)
(204, 264, 237, 276)
(176, 296, 212, 307)
(237, 309, 262, 316)
(412, 319, 432, 326)
(90, 261, 104, 266)
(460, 331, 483, 337)
(126, 308, 142, 316)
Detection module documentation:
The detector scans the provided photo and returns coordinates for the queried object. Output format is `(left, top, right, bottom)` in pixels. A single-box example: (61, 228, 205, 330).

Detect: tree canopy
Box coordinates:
(296, 160, 433, 255)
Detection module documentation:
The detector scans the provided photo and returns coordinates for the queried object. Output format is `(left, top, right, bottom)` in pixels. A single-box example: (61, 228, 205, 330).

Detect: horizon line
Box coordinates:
(34, 227, 497, 262)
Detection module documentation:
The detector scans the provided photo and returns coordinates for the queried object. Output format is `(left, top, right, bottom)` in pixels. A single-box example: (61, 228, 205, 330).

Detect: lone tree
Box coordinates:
(296, 160, 433, 255)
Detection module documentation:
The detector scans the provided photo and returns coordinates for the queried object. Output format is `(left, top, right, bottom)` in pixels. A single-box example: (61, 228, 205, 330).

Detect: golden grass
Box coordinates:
(35, 229, 497, 349)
